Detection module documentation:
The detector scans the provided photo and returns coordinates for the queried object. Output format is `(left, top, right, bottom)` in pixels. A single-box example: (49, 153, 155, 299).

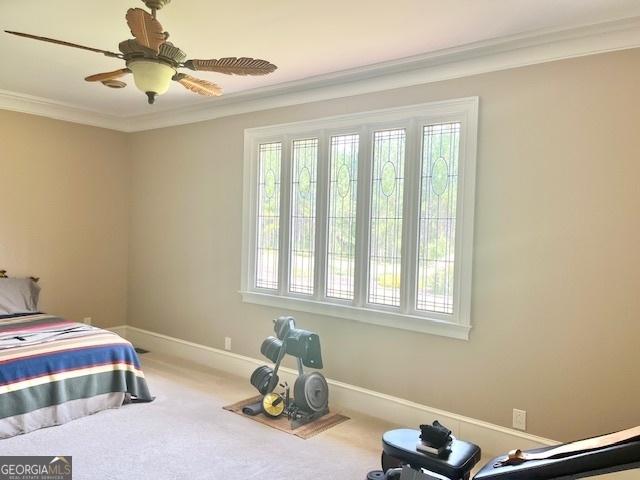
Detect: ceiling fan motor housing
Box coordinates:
(119, 40, 186, 67)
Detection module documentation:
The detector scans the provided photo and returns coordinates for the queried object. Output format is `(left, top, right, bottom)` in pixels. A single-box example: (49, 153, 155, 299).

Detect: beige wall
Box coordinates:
(0, 110, 129, 328)
(2, 48, 637, 443)
(127, 48, 640, 441)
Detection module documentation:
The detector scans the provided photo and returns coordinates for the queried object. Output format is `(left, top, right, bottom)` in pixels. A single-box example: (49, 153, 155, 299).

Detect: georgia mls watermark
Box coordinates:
(0, 456, 72, 480)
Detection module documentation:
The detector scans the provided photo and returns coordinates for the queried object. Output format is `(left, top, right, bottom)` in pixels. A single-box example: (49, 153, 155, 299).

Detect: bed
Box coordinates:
(0, 274, 152, 438)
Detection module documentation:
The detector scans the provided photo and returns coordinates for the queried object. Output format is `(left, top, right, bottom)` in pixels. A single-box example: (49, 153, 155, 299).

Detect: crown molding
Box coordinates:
(1, 16, 640, 133)
(0, 89, 123, 131)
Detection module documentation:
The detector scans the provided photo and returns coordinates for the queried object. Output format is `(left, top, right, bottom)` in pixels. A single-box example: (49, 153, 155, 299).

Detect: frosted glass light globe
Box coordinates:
(129, 60, 175, 96)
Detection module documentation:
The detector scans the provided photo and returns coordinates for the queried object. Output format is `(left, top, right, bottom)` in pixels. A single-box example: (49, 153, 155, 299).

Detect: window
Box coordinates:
(241, 98, 478, 339)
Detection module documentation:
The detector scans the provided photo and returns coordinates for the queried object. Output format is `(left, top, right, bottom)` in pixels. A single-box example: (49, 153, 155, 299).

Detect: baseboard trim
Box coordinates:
(106, 325, 128, 337)
(119, 324, 557, 456)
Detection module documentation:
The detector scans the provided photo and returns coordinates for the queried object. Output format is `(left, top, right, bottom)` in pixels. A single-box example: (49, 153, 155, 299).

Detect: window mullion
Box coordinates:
(313, 132, 329, 300)
(353, 126, 372, 307)
(400, 120, 421, 314)
(278, 136, 292, 296)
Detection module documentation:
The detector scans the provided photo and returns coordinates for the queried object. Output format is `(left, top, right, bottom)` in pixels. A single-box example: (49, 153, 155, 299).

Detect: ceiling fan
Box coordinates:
(4, 0, 277, 104)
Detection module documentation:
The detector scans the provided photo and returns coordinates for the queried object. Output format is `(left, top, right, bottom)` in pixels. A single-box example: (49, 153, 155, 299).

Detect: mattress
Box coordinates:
(0, 313, 152, 438)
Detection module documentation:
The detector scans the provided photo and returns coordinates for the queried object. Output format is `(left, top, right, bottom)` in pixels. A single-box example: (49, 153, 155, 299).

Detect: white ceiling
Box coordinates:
(1, 0, 640, 117)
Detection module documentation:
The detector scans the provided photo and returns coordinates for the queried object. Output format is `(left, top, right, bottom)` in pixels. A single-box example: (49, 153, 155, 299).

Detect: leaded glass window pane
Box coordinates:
(256, 142, 282, 289)
(326, 134, 359, 300)
(368, 129, 406, 306)
(416, 123, 460, 313)
(289, 138, 318, 295)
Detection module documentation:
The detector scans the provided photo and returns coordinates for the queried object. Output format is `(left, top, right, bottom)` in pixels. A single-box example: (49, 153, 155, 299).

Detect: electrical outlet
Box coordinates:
(224, 337, 232, 351)
(83, 317, 92, 326)
(513, 409, 527, 431)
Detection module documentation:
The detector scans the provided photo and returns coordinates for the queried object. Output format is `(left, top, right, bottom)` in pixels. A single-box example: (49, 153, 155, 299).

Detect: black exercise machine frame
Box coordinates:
(368, 424, 640, 480)
(264, 316, 321, 394)
(250, 316, 329, 427)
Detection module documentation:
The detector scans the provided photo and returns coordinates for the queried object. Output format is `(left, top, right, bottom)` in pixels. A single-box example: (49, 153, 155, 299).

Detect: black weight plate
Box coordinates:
(260, 336, 282, 363)
(257, 367, 271, 393)
(253, 365, 278, 396)
(271, 340, 283, 361)
(293, 374, 307, 409)
(258, 366, 270, 383)
(294, 372, 328, 412)
(254, 371, 266, 393)
(250, 365, 272, 393)
(265, 340, 276, 362)
(260, 372, 278, 395)
(250, 366, 264, 388)
(259, 366, 271, 384)
(255, 369, 265, 388)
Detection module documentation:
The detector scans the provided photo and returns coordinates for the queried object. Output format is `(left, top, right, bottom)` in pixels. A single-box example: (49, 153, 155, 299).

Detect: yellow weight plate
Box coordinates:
(262, 393, 285, 417)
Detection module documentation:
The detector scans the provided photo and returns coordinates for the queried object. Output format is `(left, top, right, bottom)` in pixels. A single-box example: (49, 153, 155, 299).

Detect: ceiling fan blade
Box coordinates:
(174, 73, 222, 97)
(85, 68, 131, 82)
(125, 8, 166, 54)
(183, 57, 277, 76)
(4, 30, 121, 58)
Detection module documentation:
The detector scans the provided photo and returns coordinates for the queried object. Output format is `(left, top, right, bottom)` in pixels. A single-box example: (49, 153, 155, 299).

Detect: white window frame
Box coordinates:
(241, 97, 479, 340)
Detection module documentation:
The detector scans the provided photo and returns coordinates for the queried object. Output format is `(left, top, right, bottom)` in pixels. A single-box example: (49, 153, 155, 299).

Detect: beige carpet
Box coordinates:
(0, 353, 393, 480)
(223, 395, 350, 439)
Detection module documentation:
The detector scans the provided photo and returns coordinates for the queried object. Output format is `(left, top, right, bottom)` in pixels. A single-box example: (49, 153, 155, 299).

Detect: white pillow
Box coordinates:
(0, 278, 41, 315)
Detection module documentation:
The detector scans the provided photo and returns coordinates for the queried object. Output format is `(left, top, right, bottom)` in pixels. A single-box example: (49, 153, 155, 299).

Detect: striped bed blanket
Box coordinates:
(0, 313, 152, 433)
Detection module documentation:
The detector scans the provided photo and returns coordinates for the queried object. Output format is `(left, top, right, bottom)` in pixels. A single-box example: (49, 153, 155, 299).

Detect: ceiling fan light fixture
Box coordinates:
(128, 60, 175, 101)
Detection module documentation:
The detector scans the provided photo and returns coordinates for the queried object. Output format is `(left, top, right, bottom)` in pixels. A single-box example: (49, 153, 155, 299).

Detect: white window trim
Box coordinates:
(241, 97, 479, 340)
